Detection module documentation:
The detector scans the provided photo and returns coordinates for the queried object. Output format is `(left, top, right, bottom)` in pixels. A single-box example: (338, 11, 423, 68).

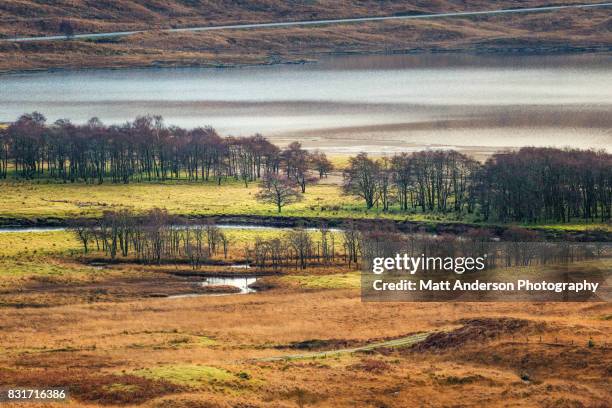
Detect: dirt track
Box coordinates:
(257, 331, 434, 361)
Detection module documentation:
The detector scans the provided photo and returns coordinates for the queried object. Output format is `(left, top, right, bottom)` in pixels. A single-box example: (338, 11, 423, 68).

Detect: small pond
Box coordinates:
(200, 276, 258, 294)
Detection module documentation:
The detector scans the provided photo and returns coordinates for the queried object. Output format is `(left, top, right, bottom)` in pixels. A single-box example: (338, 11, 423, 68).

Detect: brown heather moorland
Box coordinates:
(0, 228, 610, 407)
(0, 1, 611, 73)
(0, 289, 610, 407)
(1, 1, 606, 38)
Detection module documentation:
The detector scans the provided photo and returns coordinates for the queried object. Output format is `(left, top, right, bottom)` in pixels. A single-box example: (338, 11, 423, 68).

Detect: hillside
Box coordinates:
(1, 1, 606, 38)
(0, 1, 610, 73)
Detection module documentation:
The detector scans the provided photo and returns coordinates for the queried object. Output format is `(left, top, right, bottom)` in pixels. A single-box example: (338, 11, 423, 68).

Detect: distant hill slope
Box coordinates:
(0, 1, 610, 73)
(0, 1, 605, 38)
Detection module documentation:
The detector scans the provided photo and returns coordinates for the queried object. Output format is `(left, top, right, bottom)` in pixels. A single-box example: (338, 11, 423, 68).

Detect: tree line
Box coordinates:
(71, 209, 347, 270)
(71, 209, 230, 268)
(70, 211, 607, 271)
(2, 112, 609, 224)
(343, 148, 611, 223)
(0, 113, 332, 186)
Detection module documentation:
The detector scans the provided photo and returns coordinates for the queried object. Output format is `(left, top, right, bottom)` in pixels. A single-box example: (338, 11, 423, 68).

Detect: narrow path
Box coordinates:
(4, 3, 612, 43)
(255, 331, 433, 362)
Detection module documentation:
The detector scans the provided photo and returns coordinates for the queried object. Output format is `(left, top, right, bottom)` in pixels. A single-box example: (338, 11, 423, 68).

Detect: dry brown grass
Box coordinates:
(1, 1, 602, 38)
(0, 287, 610, 407)
(1, 5, 610, 73)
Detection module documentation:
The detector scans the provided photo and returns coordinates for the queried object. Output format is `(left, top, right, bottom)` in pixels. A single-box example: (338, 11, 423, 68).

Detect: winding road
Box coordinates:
(4, 2, 612, 43)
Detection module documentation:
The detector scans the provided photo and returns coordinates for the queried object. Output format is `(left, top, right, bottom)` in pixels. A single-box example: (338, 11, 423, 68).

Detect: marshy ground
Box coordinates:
(0, 229, 610, 407)
(0, 286, 610, 407)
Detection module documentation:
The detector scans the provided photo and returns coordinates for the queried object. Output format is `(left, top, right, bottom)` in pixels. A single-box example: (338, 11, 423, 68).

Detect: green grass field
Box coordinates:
(0, 180, 460, 221)
(0, 180, 609, 231)
(0, 230, 78, 257)
(0, 230, 100, 285)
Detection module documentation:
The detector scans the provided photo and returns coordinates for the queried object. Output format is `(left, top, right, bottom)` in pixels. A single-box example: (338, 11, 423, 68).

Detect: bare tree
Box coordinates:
(282, 142, 315, 193)
(0, 127, 9, 179)
(219, 232, 230, 259)
(342, 219, 361, 267)
(310, 150, 333, 178)
(376, 157, 393, 211)
(70, 218, 94, 254)
(286, 228, 313, 269)
(343, 153, 380, 209)
(205, 221, 221, 255)
(391, 153, 412, 211)
(256, 173, 303, 213)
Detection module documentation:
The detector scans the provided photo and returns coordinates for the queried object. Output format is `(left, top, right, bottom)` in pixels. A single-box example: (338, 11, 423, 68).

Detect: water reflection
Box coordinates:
(200, 276, 258, 294)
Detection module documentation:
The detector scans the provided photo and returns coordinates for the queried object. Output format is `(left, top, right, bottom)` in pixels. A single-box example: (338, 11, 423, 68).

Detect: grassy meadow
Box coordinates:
(1, 179, 609, 232)
(0, 178, 478, 226)
(0, 180, 356, 220)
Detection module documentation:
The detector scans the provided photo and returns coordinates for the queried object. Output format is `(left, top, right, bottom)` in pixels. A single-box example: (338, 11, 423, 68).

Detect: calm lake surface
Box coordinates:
(1, 53, 610, 155)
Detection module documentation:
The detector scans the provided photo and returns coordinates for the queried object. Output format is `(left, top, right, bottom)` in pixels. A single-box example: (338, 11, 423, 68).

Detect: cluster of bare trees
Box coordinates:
(481, 147, 611, 223)
(70, 211, 364, 271)
(247, 225, 338, 270)
(0, 113, 331, 186)
(71, 209, 229, 268)
(247, 220, 608, 272)
(343, 148, 611, 223)
(343, 151, 479, 213)
(71, 211, 351, 270)
(246, 221, 369, 270)
(70, 212, 608, 271)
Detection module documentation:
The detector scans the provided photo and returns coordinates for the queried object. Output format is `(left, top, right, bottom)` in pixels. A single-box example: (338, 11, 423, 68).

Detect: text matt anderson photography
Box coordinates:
(0, 1, 610, 407)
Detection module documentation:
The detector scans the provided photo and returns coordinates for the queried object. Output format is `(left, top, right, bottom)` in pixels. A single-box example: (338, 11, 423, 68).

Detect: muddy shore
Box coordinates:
(1, 45, 610, 77)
